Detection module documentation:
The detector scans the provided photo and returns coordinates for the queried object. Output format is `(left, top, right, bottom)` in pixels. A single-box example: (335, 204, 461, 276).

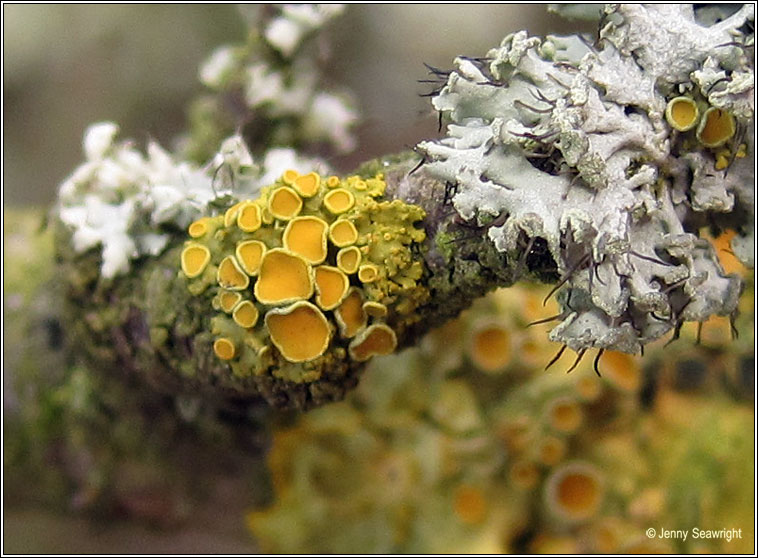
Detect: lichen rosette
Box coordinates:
(181, 170, 429, 390)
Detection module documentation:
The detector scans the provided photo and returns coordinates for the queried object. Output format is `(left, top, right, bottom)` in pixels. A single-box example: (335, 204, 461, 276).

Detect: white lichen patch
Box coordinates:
(419, 5, 753, 353)
(264, 4, 345, 58)
(187, 4, 357, 157)
(57, 123, 331, 279)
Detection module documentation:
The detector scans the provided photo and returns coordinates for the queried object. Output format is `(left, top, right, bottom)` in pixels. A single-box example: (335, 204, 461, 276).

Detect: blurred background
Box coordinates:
(3, 4, 589, 207)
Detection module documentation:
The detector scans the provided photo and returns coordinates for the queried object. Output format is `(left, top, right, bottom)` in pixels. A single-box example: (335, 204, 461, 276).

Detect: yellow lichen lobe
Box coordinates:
(697, 107, 735, 147)
(293, 171, 321, 198)
(237, 201, 262, 232)
(328, 219, 358, 247)
(469, 323, 511, 373)
(362, 301, 388, 318)
(254, 248, 314, 305)
(281, 169, 300, 185)
(233, 300, 259, 329)
(213, 337, 236, 360)
(236, 240, 267, 276)
(224, 201, 246, 227)
(358, 264, 379, 283)
(323, 188, 355, 214)
(188, 218, 210, 238)
(336, 246, 361, 274)
(349, 324, 397, 361)
(217, 255, 250, 290)
(314, 266, 349, 310)
(283, 216, 328, 265)
(181, 243, 211, 278)
(269, 186, 303, 220)
(326, 175, 340, 188)
(665, 96, 699, 131)
(334, 288, 367, 338)
(715, 151, 730, 170)
(218, 290, 242, 313)
(265, 301, 332, 362)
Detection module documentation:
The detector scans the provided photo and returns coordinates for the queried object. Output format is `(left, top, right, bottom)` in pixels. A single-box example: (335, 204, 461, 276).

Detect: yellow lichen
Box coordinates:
(181, 170, 428, 383)
(265, 301, 332, 362)
(453, 485, 487, 525)
(181, 243, 211, 278)
(217, 255, 250, 290)
(224, 200, 247, 227)
(362, 301, 387, 318)
(545, 463, 603, 521)
(323, 188, 355, 214)
(269, 186, 303, 220)
(236, 240, 267, 276)
(328, 219, 358, 247)
(213, 337, 236, 360)
(237, 201, 263, 232)
(233, 300, 259, 329)
(358, 264, 379, 283)
(601, 351, 641, 392)
(349, 324, 397, 361)
(697, 107, 735, 147)
(334, 288, 367, 338)
(254, 248, 314, 305)
(293, 172, 321, 198)
(281, 168, 300, 185)
(469, 322, 512, 373)
(336, 246, 361, 274)
(665, 96, 699, 131)
(218, 290, 242, 313)
(283, 216, 328, 265)
(547, 397, 584, 433)
(314, 266, 349, 310)
(537, 436, 566, 466)
(575, 376, 602, 401)
(188, 217, 211, 238)
(714, 149, 731, 170)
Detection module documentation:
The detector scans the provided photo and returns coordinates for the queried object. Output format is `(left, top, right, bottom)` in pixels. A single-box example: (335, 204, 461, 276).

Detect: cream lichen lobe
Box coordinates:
(417, 4, 754, 355)
(180, 170, 428, 385)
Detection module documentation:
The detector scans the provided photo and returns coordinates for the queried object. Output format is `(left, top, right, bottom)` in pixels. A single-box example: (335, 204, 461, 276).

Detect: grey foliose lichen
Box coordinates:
(418, 4, 754, 354)
(57, 122, 330, 279)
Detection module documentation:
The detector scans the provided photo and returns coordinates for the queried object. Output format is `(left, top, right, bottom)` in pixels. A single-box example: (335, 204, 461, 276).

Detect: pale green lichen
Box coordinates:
(180, 170, 428, 383)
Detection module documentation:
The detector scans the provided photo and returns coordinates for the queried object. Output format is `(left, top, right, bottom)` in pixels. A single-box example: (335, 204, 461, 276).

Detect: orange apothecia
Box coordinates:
(180, 170, 428, 383)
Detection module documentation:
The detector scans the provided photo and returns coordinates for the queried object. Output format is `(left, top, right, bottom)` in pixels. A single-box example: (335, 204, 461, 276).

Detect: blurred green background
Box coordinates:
(3, 4, 586, 207)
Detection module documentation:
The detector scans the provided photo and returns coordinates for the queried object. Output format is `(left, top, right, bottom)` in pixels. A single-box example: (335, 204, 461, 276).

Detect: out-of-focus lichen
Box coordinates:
(4, 210, 274, 525)
(183, 4, 357, 164)
(246, 276, 754, 554)
(417, 4, 754, 355)
(180, 170, 428, 385)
